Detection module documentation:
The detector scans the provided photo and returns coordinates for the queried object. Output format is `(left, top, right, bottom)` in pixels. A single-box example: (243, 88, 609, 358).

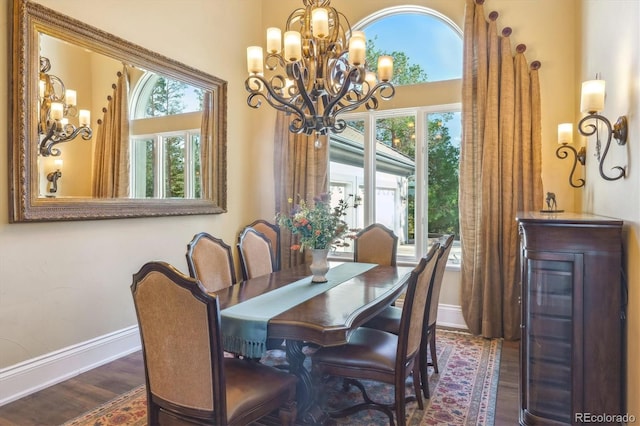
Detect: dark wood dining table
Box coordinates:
(214, 261, 414, 424)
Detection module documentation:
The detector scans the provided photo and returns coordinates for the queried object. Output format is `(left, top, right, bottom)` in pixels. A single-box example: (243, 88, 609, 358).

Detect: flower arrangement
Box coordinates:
(277, 193, 353, 251)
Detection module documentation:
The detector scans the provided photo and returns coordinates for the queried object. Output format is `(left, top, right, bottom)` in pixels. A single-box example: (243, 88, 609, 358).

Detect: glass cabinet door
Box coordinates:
(522, 251, 583, 424)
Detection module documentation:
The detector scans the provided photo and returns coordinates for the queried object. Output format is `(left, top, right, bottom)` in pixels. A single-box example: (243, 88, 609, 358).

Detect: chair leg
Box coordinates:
(419, 337, 430, 400)
(429, 326, 438, 374)
(148, 400, 160, 425)
(412, 366, 424, 410)
(278, 400, 297, 426)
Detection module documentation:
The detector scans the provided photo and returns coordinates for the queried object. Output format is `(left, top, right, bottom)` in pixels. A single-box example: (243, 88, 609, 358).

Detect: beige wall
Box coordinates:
(0, 0, 636, 416)
(580, 0, 640, 417)
(0, 0, 272, 368)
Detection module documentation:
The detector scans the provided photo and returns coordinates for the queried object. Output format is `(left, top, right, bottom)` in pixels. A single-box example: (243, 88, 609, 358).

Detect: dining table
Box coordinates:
(213, 261, 414, 424)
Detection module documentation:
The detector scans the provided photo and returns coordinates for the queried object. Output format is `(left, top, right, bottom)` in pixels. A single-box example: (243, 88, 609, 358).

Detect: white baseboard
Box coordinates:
(0, 326, 141, 407)
(437, 303, 467, 330)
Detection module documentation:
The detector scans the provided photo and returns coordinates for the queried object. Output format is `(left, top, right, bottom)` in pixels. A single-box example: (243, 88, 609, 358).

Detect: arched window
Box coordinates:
(330, 7, 462, 265)
(355, 6, 462, 84)
(128, 72, 205, 199)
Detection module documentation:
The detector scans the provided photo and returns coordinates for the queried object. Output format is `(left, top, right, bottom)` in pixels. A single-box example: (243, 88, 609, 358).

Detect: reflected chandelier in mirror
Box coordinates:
(9, 0, 228, 222)
(38, 56, 93, 157)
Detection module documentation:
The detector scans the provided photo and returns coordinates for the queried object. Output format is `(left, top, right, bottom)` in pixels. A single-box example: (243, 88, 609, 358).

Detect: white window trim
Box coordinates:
(330, 102, 461, 267)
(130, 129, 200, 199)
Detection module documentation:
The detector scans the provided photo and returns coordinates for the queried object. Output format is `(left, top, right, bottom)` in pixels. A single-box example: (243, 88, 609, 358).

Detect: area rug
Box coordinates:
(63, 329, 501, 426)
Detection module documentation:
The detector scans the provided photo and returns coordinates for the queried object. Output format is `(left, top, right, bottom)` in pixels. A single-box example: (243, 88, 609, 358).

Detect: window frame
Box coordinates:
(130, 128, 201, 199)
(329, 102, 461, 267)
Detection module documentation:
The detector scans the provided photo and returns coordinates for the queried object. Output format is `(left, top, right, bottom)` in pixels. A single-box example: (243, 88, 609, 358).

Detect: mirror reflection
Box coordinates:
(37, 33, 207, 200)
(10, 0, 227, 222)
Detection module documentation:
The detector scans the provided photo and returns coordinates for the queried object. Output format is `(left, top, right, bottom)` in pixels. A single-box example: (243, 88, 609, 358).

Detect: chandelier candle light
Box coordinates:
(245, 0, 395, 147)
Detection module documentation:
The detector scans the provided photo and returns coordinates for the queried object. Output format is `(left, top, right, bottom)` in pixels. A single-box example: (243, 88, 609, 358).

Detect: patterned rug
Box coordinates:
(63, 330, 501, 426)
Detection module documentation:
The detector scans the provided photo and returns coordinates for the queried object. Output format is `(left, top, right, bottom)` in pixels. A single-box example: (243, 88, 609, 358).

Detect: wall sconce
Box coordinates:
(46, 159, 63, 196)
(39, 56, 92, 157)
(46, 169, 62, 194)
(556, 123, 585, 188)
(577, 78, 628, 181)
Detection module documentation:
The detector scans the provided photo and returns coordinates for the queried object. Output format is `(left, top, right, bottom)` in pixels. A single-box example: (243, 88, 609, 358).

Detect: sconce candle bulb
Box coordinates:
(557, 123, 573, 144)
(580, 79, 605, 113)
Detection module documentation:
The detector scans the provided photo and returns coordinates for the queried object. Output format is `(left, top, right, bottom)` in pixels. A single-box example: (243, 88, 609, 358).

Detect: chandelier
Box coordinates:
(245, 0, 395, 145)
(39, 56, 92, 157)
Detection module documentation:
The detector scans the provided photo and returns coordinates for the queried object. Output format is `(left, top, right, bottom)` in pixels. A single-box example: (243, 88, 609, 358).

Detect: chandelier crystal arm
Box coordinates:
(39, 122, 93, 157)
(246, 74, 309, 130)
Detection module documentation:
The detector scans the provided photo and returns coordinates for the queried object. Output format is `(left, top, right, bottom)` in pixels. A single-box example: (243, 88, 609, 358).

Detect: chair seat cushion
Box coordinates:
(224, 358, 296, 423)
(312, 327, 398, 378)
(362, 305, 402, 335)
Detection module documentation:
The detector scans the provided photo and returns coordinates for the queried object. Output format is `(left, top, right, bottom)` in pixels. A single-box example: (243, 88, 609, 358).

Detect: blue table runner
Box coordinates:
(220, 262, 376, 358)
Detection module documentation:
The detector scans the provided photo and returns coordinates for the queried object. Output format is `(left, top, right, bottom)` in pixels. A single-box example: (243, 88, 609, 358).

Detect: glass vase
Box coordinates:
(309, 248, 330, 283)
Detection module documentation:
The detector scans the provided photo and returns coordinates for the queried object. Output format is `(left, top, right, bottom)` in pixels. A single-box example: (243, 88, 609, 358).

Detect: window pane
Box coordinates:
(363, 12, 462, 84)
(375, 115, 416, 258)
(131, 138, 155, 198)
(329, 120, 365, 253)
(164, 136, 185, 198)
(426, 111, 461, 264)
(144, 76, 204, 117)
(192, 134, 202, 198)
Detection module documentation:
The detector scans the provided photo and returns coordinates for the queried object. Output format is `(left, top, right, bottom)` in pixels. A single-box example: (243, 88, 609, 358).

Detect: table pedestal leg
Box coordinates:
(285, 340, 328, 425)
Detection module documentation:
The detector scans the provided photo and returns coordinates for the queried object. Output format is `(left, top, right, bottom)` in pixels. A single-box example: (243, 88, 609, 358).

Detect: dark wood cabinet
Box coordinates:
(517, 212, 625, 425)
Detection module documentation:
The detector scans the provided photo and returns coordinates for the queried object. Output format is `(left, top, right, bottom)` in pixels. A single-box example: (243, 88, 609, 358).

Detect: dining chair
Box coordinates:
(237, 227, 275, 280)
(310, 243, 440, 426)
(131, 261, 297, 426)
(353, 223, 398, 266)
(186, 232, 236, 293)
(241, 219, 281, 271)
(363, 234, 455, 399)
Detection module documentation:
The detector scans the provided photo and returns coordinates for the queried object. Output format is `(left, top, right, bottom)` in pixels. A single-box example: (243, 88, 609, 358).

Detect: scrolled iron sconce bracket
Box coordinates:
(578, 113, 628, 181)
(556, 143, 586, 188)
(46, 169, 62, 194)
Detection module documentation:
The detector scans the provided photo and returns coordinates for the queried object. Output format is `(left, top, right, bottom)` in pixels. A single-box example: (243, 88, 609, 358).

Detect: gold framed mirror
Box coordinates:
(9, 0, 227, 222)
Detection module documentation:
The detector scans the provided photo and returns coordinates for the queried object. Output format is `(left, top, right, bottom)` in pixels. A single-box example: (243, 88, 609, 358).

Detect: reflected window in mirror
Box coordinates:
(130, 72, 206, 199)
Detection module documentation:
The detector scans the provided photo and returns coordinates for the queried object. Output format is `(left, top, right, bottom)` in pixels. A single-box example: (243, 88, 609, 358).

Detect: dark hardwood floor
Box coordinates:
(0, 339, 520, 425)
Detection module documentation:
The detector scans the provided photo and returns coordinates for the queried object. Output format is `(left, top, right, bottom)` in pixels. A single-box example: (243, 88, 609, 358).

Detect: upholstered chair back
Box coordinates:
(131, 262, 221, 413)
(400, 243, 440, 361)
(238, 228, 274, 280)
(426, 234, 455, 326)
(186, 232, 236, 293)
(354, 223, 398, 266)
(243, 220, 281, 271)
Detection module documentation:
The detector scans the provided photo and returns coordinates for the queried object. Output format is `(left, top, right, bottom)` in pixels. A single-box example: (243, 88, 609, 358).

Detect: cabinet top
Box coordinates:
(516, 211, 623, 225)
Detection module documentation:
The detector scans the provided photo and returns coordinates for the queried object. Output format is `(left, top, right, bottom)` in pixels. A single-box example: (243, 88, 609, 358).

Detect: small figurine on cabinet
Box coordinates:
(541, 192, 564, 213)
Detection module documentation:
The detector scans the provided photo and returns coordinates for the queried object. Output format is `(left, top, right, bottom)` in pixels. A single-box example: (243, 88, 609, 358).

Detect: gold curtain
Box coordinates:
(92, 66, 130, 198)
(274, 111, 329, 269)
(200, 91, 212, 199)
(460, 0, 543, 340)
